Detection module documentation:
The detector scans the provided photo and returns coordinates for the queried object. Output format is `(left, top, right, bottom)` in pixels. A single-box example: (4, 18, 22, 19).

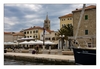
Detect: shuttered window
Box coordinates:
(85, 30, 88, 35)
(85, 15, 88, 20)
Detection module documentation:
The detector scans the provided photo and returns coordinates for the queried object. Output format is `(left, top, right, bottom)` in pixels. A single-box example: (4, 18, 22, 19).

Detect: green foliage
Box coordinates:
(57, 24, 73, 40)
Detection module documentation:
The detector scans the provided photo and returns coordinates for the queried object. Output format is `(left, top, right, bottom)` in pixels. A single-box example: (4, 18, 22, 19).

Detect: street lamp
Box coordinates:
(59, 35, 65, 50)
(43, 27, 45, 51)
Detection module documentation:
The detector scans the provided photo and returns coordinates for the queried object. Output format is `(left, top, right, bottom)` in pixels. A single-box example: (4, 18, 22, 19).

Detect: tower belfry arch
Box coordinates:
(44, 12, 50, 30)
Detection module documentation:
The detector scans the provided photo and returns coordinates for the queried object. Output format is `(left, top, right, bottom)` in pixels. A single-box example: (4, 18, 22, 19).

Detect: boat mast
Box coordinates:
(75, 4, 86, 40)
(74, 4, 86, 47)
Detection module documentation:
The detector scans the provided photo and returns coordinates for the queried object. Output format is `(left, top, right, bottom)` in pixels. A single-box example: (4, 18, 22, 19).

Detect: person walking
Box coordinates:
(36, 45, 39, 54)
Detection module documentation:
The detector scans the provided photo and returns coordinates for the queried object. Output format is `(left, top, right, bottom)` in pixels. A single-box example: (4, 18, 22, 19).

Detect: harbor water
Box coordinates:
(4, 58, 75, 65)
(4, 58, 44, 65)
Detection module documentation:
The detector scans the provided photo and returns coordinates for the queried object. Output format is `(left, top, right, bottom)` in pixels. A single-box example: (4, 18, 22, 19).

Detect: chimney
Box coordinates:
(76, 8, 78, 10)
(12, 32, 15, 34)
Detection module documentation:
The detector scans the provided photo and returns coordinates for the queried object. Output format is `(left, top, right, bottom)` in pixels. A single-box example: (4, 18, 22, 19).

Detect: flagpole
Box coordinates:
(43, 27, 45, 52)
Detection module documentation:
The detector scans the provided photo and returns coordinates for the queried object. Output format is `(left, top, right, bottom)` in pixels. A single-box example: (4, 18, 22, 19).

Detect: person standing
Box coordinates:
(36, 45, 39, 54)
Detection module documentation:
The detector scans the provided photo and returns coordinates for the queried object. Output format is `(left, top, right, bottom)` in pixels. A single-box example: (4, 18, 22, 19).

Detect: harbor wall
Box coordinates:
(4, 53, 75, 65)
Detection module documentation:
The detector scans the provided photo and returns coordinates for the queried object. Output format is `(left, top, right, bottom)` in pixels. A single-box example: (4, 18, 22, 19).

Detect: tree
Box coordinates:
(57, 24, 73, 50)
(57, 24, 73, 39)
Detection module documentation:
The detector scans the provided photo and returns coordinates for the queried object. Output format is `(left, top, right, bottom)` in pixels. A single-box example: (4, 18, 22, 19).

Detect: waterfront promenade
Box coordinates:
(4, 52, 75, 65)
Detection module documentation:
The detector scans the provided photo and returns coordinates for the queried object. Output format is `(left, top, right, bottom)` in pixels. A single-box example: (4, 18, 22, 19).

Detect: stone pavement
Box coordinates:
(4, 52, 74, 61)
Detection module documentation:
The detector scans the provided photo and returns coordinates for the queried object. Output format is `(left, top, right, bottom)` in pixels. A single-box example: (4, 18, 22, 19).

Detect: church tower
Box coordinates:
(44, 14, 50, 30)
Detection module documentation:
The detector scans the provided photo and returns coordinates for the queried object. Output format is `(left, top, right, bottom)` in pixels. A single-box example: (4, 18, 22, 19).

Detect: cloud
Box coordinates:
(4, 17, 18, 25)
(51, 19, 60, 31)
(5, 4, 42, 12)
(25, 14, 39, 19)
(4, 4, 96, 32)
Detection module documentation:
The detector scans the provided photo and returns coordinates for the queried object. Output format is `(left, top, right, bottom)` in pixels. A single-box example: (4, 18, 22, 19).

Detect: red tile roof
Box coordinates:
(13, 32, 25, 36)
(72, 5, 96, 13)
(24, 26, 52, 33)
(4, 32, 13, 35)
(4, 32, 24, 36)
(59, 13, 73, 18)
(24, 26, 43, 30)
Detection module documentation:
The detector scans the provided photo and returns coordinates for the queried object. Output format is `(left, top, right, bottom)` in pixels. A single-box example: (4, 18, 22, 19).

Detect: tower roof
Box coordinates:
(46, 14, 49, 20)
(45, 12, 50, 20)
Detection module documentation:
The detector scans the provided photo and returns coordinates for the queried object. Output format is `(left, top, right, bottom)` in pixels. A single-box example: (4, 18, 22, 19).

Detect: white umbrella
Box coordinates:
(4, 42, 7, 45)
(28, 40, 36, 45)
(6, 42, 16, 45)
(19, 41, 29, 44)
(45, 41, 56, 45)
(34, 40, 43, 44)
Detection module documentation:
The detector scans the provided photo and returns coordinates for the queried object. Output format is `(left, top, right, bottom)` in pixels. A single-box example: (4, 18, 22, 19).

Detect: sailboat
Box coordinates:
(70, 4, 96, 65)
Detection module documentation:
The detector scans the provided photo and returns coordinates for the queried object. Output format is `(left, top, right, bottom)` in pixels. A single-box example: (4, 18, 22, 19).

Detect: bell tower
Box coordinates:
(44, 13, 50, 30)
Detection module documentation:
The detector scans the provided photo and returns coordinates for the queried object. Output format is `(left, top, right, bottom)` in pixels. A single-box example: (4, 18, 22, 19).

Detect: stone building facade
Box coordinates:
(22, 26, 54, 40)
(13, 32, 25, 42)
(4, 32, 14, 42)
(45, 31, 58, 43)
(72, 5, 96, 47)
(59, 13, 73, 29)
(4, 32, 24, 42)
(22, 26, 44, 40)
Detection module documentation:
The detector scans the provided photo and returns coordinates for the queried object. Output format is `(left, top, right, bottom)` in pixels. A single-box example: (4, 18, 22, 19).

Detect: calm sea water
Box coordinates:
(4, 58, 74, 65)
(4, 58, 44, 65)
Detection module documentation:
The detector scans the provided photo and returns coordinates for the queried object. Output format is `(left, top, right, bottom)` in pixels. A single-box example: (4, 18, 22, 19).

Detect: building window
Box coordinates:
(55, 33, 56, 36)
(24, 36, 26, 38)
(48, 38, 50, 40)
(52, 37, 55, 40)
(88, 43, 91, 47)
(62, 19, 63, 21)
(33, 31, 35, 33)
(68, 18, 69, 20)
(33, 36, 35, 38)
(70, 18, 72, 20)
(45, 21, 47, 23)
(62, 19, 66, 21)
(36, 35, 37, 38)
(36, 30, 38, 33)
(85, 15, 88, 20)
(30, 36, 32, 37)
(24, 32, 26, 34)
(85, 30, 88, 35)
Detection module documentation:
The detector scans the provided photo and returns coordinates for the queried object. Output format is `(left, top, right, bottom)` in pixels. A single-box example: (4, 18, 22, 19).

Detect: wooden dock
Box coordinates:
(4, 52, 75, 65)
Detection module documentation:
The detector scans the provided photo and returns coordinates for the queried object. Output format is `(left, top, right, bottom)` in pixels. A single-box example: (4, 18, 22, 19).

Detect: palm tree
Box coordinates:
(64, 24, 73, 36)
(57, 24, 73, 39)
(57, 24, 73, 50)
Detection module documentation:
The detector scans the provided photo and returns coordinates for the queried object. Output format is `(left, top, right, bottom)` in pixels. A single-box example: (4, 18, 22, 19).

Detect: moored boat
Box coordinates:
(73, 47, 96, 65)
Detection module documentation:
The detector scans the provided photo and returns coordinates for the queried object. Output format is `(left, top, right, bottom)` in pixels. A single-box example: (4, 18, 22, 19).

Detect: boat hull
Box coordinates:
(73, 48, 96, 65)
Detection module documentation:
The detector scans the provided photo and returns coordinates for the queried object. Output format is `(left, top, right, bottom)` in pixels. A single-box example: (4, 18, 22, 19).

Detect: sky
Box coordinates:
(4, 3, 96, 32)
